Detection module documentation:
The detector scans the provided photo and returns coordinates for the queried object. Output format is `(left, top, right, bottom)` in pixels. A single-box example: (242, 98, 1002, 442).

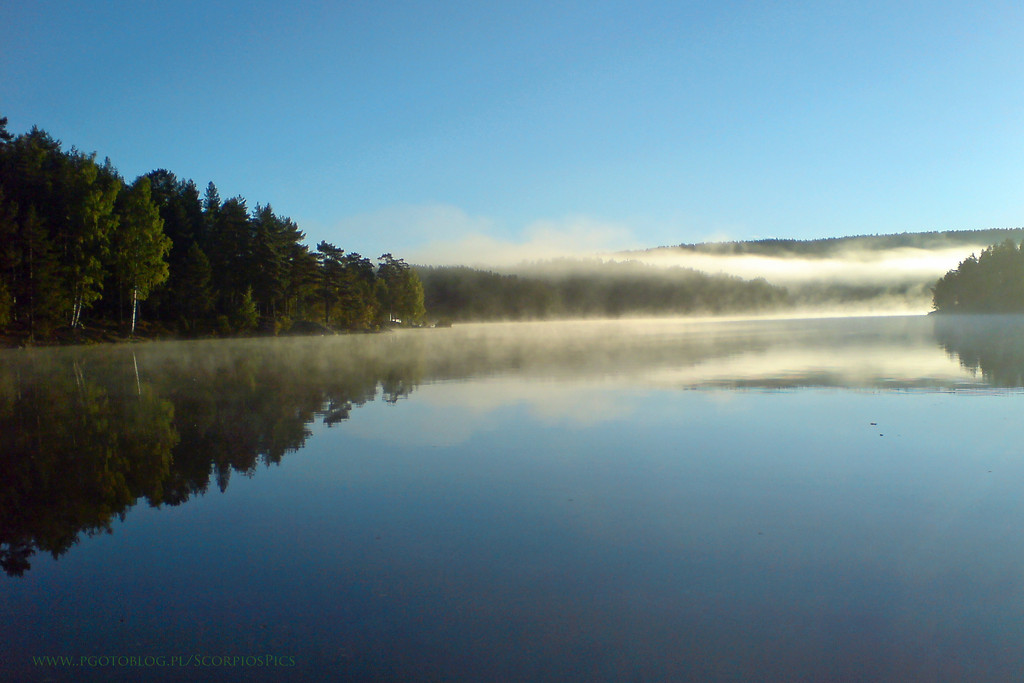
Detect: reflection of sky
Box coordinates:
(644, 345, 978, 389)
(344, 378, 643, 447)
(341, 316, 1006, 447)
(307, 384, 1024, 678)
(7, 317, 1024, 680)
(345, 340, 986, 448)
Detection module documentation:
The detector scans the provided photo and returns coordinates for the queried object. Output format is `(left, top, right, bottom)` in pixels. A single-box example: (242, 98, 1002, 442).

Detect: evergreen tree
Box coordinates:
(339, 252, 378, 329)
(177, 241, 213, 332)
(250, 205, 287, 320)
(17, 207, 61, 338)
(231, 286, 258, 332)
(377, 254, 425, 325)
(0, 117, 429, 340)
(933, 240, 1024, 312)
(202, 181, 221, 216)
(144, 170, 204, 323)
(208, 196, 252, 314)
(0, 128, 111, 333)
(283, 241, 320, 321)
(0, 187, 18, 327)
(316, 241, 345, 326)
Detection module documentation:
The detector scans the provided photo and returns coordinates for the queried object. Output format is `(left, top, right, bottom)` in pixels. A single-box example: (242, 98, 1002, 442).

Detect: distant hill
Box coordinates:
(634, 228, 1024, 258)
(416, 261, 789, 321)
(418, 228, 1024, 320)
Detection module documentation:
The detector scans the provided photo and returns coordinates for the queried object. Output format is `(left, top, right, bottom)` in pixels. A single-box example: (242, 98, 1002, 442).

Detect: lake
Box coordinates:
(2, 314, 1024, 681)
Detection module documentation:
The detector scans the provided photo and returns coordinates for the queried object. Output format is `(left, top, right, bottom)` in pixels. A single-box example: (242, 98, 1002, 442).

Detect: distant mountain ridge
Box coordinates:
(635, 228, 1024, 258)
(416, 228, 1024, 321)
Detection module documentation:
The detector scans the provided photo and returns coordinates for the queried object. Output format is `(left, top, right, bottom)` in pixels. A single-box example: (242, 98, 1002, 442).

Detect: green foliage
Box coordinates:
(316, 243, 381, 330)
(400, 268, 427, 325)
(209, 196, 252, 312)
(417, 261, 790, 321)
(0, 116, 424, 341)
(378, 254, 425, 325)
(111, 176, 171, 334)
(231, 287, 259, 332)
(17, 207, 62, 337)
(177, 242, 214, 332)
(58, 151, 120, 327)
(932, 240, 1024, 313)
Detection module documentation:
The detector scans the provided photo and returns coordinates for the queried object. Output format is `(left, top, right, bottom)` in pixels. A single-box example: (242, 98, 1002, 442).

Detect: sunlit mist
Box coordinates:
(613, 245, 986, 285)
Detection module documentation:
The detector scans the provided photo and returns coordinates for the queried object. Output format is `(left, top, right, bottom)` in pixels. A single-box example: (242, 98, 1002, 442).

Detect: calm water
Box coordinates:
(2, 315, 1024, 681)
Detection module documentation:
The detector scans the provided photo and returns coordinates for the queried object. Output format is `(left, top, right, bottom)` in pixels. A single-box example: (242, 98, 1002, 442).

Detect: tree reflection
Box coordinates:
(0, 340, 420, 576)
(0, 356, 176, 576)
(12, 314, 1018, 576)
(934, 315, 1024, 388)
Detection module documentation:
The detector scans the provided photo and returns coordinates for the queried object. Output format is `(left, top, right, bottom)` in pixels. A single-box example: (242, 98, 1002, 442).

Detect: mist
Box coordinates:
(614, 245, 984, 286)
(410, 222, 999, 317)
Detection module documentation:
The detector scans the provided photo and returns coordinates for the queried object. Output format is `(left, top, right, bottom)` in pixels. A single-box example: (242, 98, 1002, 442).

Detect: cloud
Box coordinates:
(404, 212, 641, 267)
(320, 204, 641, 267)
(323, 204, 497, 258)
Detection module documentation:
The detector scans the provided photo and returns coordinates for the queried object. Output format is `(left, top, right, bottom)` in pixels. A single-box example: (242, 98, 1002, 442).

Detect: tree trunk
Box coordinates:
(130, 288, 138, 337)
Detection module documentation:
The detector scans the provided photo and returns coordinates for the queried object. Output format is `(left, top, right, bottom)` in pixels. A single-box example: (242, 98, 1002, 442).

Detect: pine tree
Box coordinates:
(250, 205, 287, 320)
(0, 187, 18, 328)
(178, 242, 213, 332)
(209, 197, 252, 315)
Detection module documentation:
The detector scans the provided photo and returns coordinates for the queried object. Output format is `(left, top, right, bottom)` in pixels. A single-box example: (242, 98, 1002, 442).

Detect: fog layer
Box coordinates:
(613, 245, 987, 285)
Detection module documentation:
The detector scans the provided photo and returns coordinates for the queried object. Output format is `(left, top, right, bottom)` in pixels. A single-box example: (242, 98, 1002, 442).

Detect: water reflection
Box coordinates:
(0, 338, 415, 576)
(934, 314, 1024, 387)
(0, 359, 176, 576)
(0, 314, 1019, 577)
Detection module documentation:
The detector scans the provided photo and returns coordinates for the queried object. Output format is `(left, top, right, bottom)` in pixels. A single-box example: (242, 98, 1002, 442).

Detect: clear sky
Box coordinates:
(3, 1, 1023, 265)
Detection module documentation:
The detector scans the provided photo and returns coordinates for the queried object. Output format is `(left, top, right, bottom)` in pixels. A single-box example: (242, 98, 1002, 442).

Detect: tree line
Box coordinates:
(416, 260, 791, 321)
(665, 228, 1024, 258)
(0, 117, 425, 342)
(932, 239, 1024, 313)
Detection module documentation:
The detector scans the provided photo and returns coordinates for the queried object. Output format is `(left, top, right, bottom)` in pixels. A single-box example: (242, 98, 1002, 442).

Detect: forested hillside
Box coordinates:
(0, 117, 425, 343)
(417, 260, 790, 321)
(646, 229, 1024, 258)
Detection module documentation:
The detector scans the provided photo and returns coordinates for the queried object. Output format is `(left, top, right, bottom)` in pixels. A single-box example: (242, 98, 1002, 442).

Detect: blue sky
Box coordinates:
(3, 1, 1023, 264)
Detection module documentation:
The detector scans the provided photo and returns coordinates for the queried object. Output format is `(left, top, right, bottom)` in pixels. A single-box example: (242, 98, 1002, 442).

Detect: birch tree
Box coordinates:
(111, 176, 170, 335)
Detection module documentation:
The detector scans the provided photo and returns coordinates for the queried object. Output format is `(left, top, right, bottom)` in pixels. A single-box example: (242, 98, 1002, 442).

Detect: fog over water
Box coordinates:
(4, 315, 1024, 681)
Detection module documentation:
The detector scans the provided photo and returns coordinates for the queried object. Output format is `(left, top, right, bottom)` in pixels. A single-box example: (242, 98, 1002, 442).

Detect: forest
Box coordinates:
(9, 113, 1020, 339)
(931, 239, 1024, 313)
(0, 117, 426, 343)
(656, 228, 1024, 258)
(417, 260, 790, 321)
